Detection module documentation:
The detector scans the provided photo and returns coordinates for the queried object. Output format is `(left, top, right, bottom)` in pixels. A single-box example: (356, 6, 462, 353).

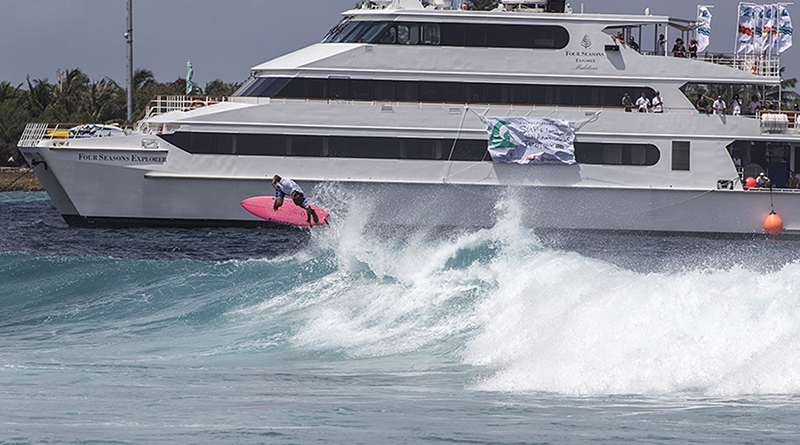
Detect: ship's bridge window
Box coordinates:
(422, 24, 441, 45)
(398, 24, 420, 45)
(324, 19, 390, 43)
(323, 19, 567, 49)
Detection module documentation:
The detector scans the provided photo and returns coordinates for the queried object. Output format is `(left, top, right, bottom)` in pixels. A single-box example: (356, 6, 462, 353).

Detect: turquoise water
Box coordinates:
(2, 191, 800, 443)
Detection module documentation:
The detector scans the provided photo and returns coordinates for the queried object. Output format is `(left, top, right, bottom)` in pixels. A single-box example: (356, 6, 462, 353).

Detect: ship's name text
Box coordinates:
(78, 153, 167, 163)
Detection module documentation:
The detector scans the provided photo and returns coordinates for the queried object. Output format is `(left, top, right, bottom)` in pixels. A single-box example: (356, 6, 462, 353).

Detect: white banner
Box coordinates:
(736, 3, 756, 53)
(779, 5, 793, 53)
(754, 4, 764, 54)
(485, 117, 575, 165)
(697, 6, 712, 52)
(762, 4, 778, 54)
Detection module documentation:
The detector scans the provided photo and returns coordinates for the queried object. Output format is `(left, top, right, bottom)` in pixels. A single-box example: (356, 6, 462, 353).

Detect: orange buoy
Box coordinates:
(744, 177, 757, 189)
(764, 211, 783, 235)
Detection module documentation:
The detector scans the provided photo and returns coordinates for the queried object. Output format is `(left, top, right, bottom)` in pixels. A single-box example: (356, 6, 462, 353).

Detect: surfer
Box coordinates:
(271, 175, 319, 225)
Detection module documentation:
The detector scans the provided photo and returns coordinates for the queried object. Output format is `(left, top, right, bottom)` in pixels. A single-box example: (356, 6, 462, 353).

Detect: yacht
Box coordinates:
(17, 0, 800, 235)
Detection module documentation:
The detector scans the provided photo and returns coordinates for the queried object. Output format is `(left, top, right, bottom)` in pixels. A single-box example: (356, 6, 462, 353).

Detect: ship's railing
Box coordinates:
(757, 110, 800, 134)
(18, 123, 51, 147)
(640, 51, 781, 77)
(18, 123, 133, 147)
(139, 95, 229, 121)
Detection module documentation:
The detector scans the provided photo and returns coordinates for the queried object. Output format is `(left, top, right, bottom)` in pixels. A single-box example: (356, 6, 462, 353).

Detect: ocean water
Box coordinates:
(2, 191, 800, 444)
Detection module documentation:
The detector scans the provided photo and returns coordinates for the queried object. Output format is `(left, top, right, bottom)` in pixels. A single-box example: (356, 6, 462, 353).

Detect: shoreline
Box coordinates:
(0, 167, 44, 192)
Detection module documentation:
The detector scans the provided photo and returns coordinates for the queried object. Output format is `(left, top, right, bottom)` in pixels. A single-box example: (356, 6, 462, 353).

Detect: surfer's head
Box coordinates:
(291, 191, 306, 208)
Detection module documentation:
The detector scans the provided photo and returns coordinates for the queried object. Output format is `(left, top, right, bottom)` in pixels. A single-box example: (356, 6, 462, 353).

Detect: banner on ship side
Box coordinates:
(485, 117, 576, 165)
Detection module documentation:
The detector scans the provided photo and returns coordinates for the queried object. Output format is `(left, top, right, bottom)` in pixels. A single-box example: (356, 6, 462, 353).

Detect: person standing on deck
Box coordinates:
(713, 96, 726, 115)
(635, 92, 650, 112)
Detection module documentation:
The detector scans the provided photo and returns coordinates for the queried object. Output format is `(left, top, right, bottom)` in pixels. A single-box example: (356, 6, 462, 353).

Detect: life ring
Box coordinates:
(189, 100, 206, 109)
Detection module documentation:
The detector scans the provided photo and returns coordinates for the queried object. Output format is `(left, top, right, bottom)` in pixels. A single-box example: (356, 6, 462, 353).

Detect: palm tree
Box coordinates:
(0, 81, 22, 104)
(25, 76, 54, 115)
(84, 77, 124, 122)
(764, 67, 800, 110)
(54, 68, 90, 116)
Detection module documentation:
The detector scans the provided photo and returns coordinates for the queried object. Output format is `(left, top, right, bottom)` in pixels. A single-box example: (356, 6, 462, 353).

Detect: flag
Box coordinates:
(736, 3, 756, 53)
(697, 6, 712, 52)
(779, 5, 793, 53)
(485, 117, 575, 165)
(762, 4, 778, 54)
(186, 60, 195, 95)
(754, 4, 764, 53)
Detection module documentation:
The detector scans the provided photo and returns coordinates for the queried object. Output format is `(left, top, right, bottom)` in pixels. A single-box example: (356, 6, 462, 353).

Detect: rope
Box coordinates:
(0, 167, 34, 193)
(443, 106, 474, 184)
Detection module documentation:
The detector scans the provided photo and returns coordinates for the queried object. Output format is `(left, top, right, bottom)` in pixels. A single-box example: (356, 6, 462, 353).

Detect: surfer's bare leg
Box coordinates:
(273, 195, 284, 211)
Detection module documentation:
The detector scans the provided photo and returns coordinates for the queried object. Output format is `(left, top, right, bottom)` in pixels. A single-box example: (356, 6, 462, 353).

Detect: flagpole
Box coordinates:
(126, 0, 133, 123)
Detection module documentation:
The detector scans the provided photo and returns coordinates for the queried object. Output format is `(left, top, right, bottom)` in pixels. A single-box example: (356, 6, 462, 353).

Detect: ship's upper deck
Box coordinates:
(264, 0, 778, 83)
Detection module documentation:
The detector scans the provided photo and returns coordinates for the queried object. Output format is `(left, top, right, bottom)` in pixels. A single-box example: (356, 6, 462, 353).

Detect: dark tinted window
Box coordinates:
(575, 142, 660, 166)
(239, 77, 656, 108)
(672, 141, 690, 171)
(324, 19, 568, 49)
(163, 132, 660, 166)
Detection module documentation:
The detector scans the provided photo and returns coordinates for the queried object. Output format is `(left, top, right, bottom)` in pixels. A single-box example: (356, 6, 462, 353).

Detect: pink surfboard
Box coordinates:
(240, 196, 329, 227)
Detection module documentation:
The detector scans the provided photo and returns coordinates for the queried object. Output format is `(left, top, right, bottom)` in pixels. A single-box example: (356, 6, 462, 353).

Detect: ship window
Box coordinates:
(327, 78, 350, 100)
(307, 79, 325, 98)
(330, 21, 372, 43)
(422, 24, 441, 45)
(232, 77, 290, 97)
(397, 24, 419, 45)
(575, 142, 660, 166)
(374, 81, 395, 101)
(398, 82, 417, 101)
(379, 26, 397, 44)
(533, 27, 556, 47)
(244, 76, 656, 109)
(360, 22, 390, 43)
(323, 18, 352, 43)
(487, 24, 529, 49)
(278, 78, 307, 98)
(350, 80, 374, 100)
(466, 25, 487, 46)
(287, 135, 325, 157)
(440, 23, 467, 46)
(324, 20, 568, 49)
(672, 141, 690, 171)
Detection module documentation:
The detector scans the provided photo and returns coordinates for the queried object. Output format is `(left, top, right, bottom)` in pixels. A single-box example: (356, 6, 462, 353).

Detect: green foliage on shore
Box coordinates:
(0, 68, 242, 167)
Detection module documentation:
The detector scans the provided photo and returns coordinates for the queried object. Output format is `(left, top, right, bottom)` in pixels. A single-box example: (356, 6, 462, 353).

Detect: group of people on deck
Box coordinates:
(614, 32, 699, 58)
(621, 91, 663, 113)
(695, 94, 767, 115)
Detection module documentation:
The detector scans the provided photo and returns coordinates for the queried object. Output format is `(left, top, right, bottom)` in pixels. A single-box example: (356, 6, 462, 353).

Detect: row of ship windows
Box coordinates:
(323, 20, 570, 49)
(160, 132, 663, 166)
(234, 77, 656, 107)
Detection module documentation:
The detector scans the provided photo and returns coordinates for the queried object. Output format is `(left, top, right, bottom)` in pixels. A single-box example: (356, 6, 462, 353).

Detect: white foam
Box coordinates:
(246, 191, 800, 396)
(464, 254, 800, 396)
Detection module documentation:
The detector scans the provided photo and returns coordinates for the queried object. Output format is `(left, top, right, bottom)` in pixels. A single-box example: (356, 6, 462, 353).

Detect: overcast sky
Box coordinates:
(1, 0, 797, 88)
